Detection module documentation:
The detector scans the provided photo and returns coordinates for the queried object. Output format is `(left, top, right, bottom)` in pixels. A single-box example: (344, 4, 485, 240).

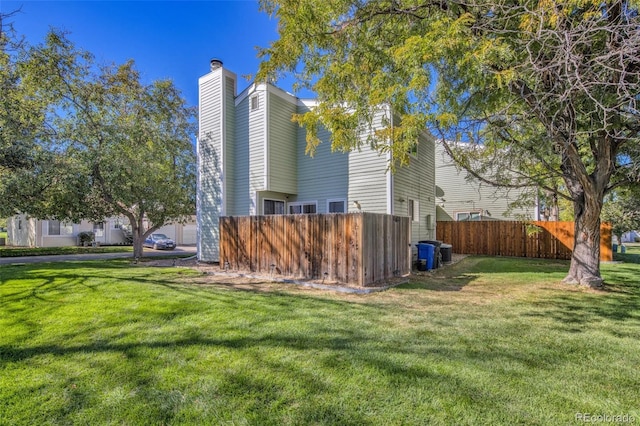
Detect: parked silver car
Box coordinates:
(143, 233, 176, 250)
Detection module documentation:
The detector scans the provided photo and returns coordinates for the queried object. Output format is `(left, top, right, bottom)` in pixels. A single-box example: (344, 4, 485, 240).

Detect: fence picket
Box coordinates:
(436, 221, 612, 261)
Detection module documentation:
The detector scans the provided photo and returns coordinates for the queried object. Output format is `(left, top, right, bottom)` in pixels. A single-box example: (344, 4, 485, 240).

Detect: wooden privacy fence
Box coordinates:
(436, 221, 612, 261)
(219, 213, 411, 287)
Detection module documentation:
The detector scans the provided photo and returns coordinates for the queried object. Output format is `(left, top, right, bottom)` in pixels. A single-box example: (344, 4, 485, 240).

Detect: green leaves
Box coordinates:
(0, 28, 196, 253)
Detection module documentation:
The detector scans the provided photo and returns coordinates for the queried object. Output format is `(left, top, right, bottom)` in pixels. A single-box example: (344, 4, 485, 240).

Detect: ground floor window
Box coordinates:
(327, 199, 346, 213)
(456, 211, 482, 221)
(408, 199, 419, 222)
(288, 201, 317, 214)
(48, 220, 73, 236)
(264, 199, 285, 215)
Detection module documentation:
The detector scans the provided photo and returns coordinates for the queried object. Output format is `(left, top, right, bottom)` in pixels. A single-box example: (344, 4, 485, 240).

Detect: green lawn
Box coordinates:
(614, 242, 640, 264)
(1, 257, 639, 425)
(0, 245, 133, 257)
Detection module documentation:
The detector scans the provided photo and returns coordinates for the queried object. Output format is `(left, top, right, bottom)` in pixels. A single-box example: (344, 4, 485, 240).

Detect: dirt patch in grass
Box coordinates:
(139, 254, 469, 294)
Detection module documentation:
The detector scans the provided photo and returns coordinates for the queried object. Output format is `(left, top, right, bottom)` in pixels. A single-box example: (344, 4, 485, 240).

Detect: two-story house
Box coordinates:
(197, 59, 436, 262)
(435, 142, 539, 221)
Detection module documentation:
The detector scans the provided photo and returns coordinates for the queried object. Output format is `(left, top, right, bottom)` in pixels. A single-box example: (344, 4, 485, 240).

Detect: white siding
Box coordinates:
(197, 69, 235, 262)
(224, 76, 236, 215)
(233, 95, 252, 215)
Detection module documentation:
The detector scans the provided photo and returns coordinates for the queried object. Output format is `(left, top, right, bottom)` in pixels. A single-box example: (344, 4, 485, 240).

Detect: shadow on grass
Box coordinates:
(398, 256, 569, 292)
(3, 257, 640, 424)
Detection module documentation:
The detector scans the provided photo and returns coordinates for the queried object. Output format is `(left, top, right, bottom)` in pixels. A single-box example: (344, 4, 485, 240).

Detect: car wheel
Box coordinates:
(153, 243, 158, 250)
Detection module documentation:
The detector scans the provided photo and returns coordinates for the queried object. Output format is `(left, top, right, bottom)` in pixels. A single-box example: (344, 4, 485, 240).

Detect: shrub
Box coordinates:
(77, 231, 95, 245)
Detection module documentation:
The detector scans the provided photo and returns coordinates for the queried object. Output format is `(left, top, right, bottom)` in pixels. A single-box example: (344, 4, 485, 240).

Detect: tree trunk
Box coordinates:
(128, 213, 146, 259)
(132, 230, 145, 259)
(563, 197, 603, 288)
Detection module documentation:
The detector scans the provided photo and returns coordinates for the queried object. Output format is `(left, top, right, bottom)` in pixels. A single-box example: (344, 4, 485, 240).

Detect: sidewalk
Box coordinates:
(0, 246, 196, 265)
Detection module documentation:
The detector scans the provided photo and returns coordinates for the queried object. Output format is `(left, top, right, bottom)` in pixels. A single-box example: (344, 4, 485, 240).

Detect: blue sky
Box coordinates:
(1, 0, 302, 107)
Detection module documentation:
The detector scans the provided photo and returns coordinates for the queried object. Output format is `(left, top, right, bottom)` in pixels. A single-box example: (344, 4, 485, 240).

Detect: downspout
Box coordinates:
(387, 104, 394, 215)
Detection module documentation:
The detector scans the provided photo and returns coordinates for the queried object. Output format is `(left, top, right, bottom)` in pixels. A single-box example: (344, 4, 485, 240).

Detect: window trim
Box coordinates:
(408, 198, 419, 223)
(48, 220, 61, 236)
(263, 198, 286, 215)
(455, 211, 483, 221)
(47, 219, 74, 237)
(326, 198, 346, 214)
(288, 201, 318, 215)
(250, 94, 260, 111)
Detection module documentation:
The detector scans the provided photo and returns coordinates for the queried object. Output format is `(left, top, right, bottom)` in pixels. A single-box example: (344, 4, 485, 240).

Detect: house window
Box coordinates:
(93, 222, 105, 237)
(48, 220, 73, 236)
(264, 199, 285, 215)
(327, 199, 346, 213)
(408, 199, 419, 222)
(456, 211, 482, 221)
(288, 201, 317, 214)
(18, 219, 22, 230)
(49, 220, 61, 235)
(250, 95, 259, 111)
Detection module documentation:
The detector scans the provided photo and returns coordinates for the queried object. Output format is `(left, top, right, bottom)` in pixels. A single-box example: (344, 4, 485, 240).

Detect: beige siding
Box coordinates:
(394, 131, 437, 244)
(267, 90, 298, 194)
(7, 214, 36, 247)
(435, 143, 537, 221)
(248, 89, 266, 197)
(294, 103, 349, 212)
(347, 110, 390, 214)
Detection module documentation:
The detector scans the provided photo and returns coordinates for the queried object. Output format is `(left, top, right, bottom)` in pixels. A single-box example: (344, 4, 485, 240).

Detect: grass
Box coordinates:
(0, 245, 133, 257)
(614, 242, 640, 264)
(0, 231, 7, 239)
(1, 257, 639, 425)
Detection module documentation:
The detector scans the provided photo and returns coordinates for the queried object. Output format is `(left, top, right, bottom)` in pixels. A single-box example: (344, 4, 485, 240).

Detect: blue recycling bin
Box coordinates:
(417, 243, 435, 270)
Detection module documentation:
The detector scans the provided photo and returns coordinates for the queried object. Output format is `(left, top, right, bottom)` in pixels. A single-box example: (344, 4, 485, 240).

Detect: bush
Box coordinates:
(77, 231, 95, 246)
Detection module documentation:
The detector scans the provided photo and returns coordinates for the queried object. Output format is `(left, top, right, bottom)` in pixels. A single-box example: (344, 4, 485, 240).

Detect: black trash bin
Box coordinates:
(440, 244, 453, 263)
(419, 240, 442, 268)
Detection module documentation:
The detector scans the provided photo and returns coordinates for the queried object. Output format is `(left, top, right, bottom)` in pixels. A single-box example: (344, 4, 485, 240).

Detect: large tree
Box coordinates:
(1, 31, 196, 258)
(257, 0, 640, 287)
(0, 11, 52, 175)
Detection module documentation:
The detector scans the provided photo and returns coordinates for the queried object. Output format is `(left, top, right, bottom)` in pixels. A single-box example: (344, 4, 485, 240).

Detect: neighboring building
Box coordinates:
(6, 214, 196, 248)
(622, 231, 639, 243)
(435, 143, 539, 221)
(197, 59, 436, 262)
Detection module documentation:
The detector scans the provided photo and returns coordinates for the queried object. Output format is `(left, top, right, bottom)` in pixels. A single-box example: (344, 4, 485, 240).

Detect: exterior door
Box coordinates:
(93, 222, 106, 244)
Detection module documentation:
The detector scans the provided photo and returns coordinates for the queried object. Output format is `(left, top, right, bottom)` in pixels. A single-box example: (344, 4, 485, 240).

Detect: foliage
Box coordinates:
(257, 0, 640, 287)
(0, 30, 197, 258)
(601, 187, 640, 242)
(1, 257, 639, 424)
(0, 13, 55, 187)
(76, 231, 94, 245)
